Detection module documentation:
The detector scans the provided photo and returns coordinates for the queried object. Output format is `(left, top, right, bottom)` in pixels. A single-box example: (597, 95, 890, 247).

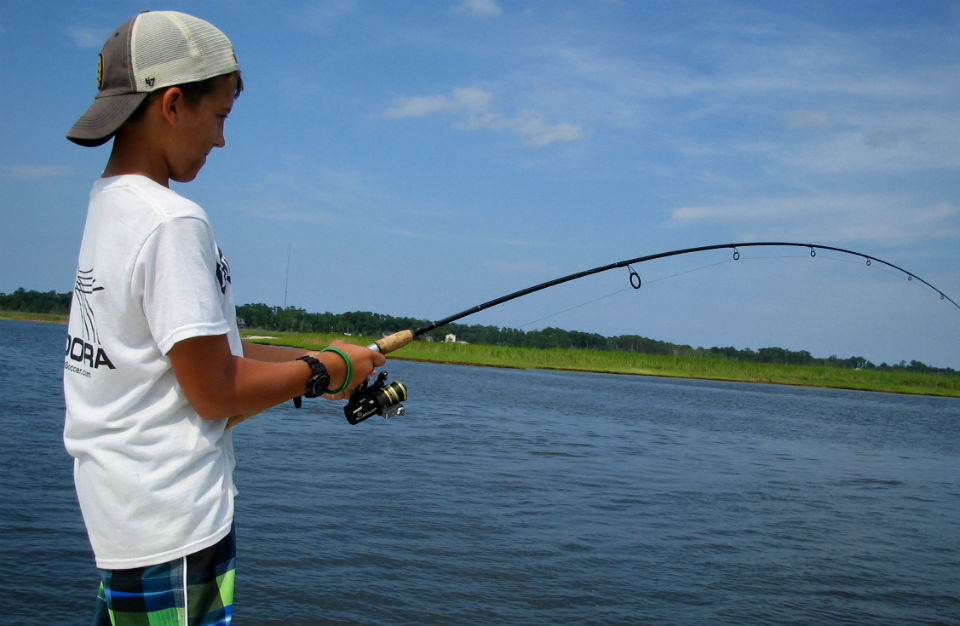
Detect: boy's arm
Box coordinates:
(241, 340, 309, 362)
(167, 334, 385, 420)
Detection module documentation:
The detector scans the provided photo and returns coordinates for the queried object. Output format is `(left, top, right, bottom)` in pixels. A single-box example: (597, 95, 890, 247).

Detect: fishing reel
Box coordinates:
(289, 371, 407, 425)
(344, 371, 407, 425)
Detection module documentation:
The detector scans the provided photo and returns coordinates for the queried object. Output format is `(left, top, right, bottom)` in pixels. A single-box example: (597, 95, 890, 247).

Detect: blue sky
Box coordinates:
(2, 0, 959, 369)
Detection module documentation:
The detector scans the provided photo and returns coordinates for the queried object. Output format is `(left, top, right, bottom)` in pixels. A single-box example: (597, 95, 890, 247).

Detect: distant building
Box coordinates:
(444, 333, 456, 343)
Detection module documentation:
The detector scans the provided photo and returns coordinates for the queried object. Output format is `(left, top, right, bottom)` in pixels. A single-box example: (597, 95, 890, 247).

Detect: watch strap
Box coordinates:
(298, 355, 331, 397)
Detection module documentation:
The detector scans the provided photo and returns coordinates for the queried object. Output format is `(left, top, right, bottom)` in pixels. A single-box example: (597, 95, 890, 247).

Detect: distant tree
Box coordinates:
(0, 288, 71, 314)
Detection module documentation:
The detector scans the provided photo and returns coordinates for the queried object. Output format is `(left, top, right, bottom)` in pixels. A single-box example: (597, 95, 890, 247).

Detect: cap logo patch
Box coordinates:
(144, 77, 155, 87)
(97, 54, 104, 89)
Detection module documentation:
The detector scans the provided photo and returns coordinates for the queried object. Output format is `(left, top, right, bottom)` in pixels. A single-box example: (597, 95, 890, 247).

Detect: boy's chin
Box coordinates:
(172, 168, 202, 184)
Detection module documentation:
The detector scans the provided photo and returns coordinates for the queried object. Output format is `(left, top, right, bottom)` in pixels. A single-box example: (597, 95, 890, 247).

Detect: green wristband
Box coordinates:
(321, 347, 352, 394)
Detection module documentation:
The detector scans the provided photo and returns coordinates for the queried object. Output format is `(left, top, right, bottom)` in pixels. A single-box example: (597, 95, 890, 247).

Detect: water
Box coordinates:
(1, 317, 958, 625)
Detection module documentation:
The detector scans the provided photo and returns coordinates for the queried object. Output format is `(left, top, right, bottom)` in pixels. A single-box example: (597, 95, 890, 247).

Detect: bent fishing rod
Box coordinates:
(226, 241, 959, 429)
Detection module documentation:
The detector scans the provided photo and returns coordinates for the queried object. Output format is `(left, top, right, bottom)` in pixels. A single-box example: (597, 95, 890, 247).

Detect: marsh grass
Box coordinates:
(0, 311, 68, 323)
(6, 310, 951, 396)
(244, 330, 960, 398)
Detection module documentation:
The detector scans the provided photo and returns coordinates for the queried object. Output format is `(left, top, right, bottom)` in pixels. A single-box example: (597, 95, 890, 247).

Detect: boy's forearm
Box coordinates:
(214, 356, 312, 420)
(169, 336, 309, 420)
(241, 340, 309, 362)
(169, 335, 366, 421)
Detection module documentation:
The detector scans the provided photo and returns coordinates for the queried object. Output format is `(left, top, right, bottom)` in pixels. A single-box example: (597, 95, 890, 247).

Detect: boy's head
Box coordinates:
(67, 10, 240, 147)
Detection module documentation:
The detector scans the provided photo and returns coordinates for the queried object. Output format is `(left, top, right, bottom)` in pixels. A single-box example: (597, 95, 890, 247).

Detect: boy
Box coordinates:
(63, 11, 385, 625)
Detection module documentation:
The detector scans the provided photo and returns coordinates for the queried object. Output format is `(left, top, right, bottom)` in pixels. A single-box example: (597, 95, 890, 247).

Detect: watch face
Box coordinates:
(309, 371, 331, 396)
(301, 356, 331, 397)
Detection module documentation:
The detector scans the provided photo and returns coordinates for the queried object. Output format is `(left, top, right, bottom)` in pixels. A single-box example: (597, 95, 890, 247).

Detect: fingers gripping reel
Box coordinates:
(344, 371, 407, 425)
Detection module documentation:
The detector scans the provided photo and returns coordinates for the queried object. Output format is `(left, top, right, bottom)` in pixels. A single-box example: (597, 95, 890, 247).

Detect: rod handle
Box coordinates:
(371, 329, 415, 354)
(226, 412, 253, 429)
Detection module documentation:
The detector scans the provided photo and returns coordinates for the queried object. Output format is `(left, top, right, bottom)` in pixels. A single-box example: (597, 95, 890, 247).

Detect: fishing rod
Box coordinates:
(226, 241, 958, 428)
(367, 241, 958, 352)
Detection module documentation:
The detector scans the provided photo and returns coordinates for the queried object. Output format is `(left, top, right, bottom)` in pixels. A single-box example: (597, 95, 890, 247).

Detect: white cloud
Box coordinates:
(527, 10, 959, 152)
(385, 87, 492, 118)
(5, 165, 71, 179)
(668, 195, 960, 245)
(479, 234, 556, 248)
(378, 227, 557, 250)
(453, 0, 502, 17)
(64, 25, 108, 48)
(240, 205, 336, 224)
(238, 165, 385, 224)
(460, 111, 586, 147)
(385, 86, 585, 147)
(787, 110, 833, 130)
(773, 114, 960, 174)
(299, 0, 357, 34)
(482, 259, 555, 276)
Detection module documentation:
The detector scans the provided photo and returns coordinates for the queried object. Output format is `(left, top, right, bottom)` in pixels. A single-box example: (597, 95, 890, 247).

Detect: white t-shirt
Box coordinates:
(63, 175, 241, 569)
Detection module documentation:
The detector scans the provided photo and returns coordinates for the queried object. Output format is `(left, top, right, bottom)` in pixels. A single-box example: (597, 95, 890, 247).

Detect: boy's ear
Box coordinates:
(158, 86, 186, 125)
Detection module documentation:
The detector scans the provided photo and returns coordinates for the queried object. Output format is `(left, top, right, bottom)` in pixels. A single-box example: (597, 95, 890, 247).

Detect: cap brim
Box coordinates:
(66, 91, 149, 147)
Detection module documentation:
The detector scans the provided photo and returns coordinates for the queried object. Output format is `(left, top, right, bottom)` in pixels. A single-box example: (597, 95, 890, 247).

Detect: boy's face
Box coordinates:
(166, 74, 238, 183)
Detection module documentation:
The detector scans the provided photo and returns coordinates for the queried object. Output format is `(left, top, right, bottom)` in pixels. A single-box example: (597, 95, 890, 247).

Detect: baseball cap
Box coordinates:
(66, 10, 239, 147)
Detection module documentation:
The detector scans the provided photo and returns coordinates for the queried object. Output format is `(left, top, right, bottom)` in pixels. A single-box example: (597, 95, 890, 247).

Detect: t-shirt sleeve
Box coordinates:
(138, 216, 233, 355)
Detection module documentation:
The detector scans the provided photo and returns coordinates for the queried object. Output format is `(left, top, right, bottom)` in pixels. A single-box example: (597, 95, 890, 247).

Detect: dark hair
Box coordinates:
(179, 71, 244, 105)
(126, 71, 244, 125)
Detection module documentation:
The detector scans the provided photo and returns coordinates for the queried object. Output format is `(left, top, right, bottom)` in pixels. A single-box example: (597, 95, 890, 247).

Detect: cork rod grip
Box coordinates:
(226, 412, 254, 429)
(372, 329, 415, 354)
(225, 328, 416, 429)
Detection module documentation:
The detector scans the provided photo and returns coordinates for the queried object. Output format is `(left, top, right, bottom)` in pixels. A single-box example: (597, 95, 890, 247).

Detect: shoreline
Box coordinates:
(239, 330, 960, 399)
(0, 312, 68, 324)
(383, 355, 960, 398)
(3, 314, 956, 398)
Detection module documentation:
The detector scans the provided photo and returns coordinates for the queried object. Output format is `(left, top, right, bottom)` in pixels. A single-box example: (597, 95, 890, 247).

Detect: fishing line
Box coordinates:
(515, 248, 892, 330)
(518, 288, 630, 329)
(642, 257, 735, 285)
(742, 249, 935, 292)
(517, 257, 735, 329)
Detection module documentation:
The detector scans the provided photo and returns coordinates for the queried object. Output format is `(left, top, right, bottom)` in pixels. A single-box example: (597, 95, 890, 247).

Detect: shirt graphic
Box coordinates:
(216, 246, 231, 294)
(74, 268, 103, 343)
(67, 267, 115, 371)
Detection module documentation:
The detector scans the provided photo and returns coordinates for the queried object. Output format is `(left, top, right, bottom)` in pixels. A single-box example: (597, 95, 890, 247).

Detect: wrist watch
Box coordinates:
(298, 355, 331, 398)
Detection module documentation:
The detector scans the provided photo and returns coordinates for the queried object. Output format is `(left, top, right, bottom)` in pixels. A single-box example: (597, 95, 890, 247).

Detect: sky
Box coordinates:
(1, 0, 959, 369)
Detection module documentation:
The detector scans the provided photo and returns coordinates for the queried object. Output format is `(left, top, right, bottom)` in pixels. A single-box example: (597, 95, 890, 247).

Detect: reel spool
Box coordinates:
(344, 371, 407, 425)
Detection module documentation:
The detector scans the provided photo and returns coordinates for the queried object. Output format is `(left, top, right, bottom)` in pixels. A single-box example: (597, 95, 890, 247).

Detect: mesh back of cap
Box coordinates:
(130, 11, 238, 92)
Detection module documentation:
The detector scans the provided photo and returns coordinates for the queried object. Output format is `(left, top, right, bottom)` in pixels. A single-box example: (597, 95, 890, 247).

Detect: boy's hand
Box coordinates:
(308, 340, 386, 400)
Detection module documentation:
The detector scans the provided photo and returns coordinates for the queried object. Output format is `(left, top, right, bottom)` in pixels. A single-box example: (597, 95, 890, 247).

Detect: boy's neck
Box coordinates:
(102, 126, 170, 187)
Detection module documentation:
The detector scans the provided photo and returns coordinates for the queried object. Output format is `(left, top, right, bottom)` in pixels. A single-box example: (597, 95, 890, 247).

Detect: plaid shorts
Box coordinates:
(91, 526, 236, 626)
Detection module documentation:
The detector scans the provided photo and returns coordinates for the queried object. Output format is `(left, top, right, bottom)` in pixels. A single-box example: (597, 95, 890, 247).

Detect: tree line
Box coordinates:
(0, 288, 71, 315)
(234, 302, 955, 375)
(2, 289, 953, 375)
